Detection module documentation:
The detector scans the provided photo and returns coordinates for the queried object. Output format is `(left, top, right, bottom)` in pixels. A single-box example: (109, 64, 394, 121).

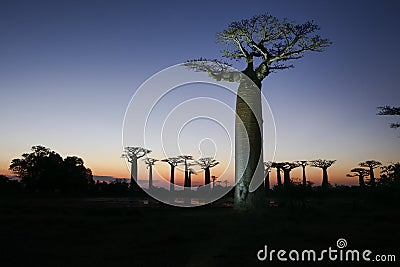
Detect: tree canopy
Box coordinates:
(9, 145, 93, 193)
(188, 14, 331, 84)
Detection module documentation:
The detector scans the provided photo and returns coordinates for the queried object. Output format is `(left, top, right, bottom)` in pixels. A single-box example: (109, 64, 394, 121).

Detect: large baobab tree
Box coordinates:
(196, 157, 219, 187)
(281, 162, 300, 189)
(271, 162, 284, 188)
(143, 158, 158, 190)
(310, 159, 336, 190)
(122, 147, 151, 191)
(377, 106, 400, 129)
(359, 160, 382, 186)
(296, 160, 309, 186)
(263, 161, 272, 194)
(178, 155, 194, 189)
(347, 167, 369, 187)
(187, 14, 330, 210)
(161, 157, 183, 191)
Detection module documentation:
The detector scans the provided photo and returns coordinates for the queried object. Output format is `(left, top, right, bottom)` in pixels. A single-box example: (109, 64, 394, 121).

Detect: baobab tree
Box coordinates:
(271, 162, 284, 188)
(310, 159, 336, 190)
(359, 160, 382, 186)
(281, 162, 300, 189)
(347, 167, 369, 187)
(196, 157, 219, 187)
(187, 14, 330, 210)
(187, 167, 197, 188)
(143, 158, 158, 190)
(122, 146, 151, 191)
(263, 161, 272, 193)
(296, 160, 309, 186)
(211, 175, 217, 190)
(161, 157, 183, 191)
(178, 155, 194, 189)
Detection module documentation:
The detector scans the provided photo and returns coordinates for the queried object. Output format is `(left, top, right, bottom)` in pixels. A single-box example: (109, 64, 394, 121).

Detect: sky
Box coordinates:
(0, 0, 399, 187)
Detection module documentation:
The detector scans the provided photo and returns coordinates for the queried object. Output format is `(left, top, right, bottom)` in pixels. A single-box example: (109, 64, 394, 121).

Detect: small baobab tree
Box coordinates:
(196, 157, 219, 187)
(187, 14, 330, 211)
(359, 160, 382, 186)
(211, 175, 217, 190)
(271, 162, 284, 188)
(263, 161, 272, 193)
(296, 160, 309, 186)
(122, 147, 151, 191)
(161, 157, 183, 191)
(178, 155, 194, 189)
(347, 167, 369, 187)
(281, 162, 300, 189)
(187, 167, 197, 188)
(143, 158, 158, 190)
(310, 159, 336, 190)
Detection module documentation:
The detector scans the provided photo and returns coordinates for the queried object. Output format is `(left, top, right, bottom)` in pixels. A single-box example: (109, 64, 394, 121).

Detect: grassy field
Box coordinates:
(0, 196, 399, 267)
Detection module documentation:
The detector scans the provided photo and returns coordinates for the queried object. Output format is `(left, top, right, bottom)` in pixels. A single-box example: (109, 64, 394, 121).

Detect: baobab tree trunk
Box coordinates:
(184, 170, 190, 190)
(188, 171, 192, 188)
(234, 73, 265, 211)
(358, 175, 365, 187)
(130, 156, 139, 191)
(322, 167, 329, 190)
(276, 168, 282, 187)
(204, 167, 210, 186)
(170, 166, 175, 191)
(148, 165, 153, 190)
(302, 166, 307, 186)
(283, 169, 291, 189)
(369, 167, 375, 186)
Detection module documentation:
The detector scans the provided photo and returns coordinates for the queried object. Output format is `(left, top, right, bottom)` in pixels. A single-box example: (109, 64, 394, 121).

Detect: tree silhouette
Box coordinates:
(377, 106, 400, 129)
(187, 14, 330, 210)
(143, 158, 158, 190)
(359, 160, 382, 187)
(380, 162, 400, 186)
(281, 162, 300, 189)
(62, 156, 93, 192)
(310, 159, 336, 190)
(271, 162, 284, 188)
(9, 145, 92, 193)
(296, 160, 309, 186)
(263, 161, 272, 193)
(122, 147, 151, 191)
(346, 167, 369, 187)
(178, 155, 194, 189)
(161, 157, 183, 191)
(211, 175, 217, 190)
(196, 157, 219, 187)
(187, 166, 197, 188)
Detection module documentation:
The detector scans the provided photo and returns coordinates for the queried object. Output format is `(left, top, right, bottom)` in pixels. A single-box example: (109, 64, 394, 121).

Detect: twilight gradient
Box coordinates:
(0, 0, 399, 187)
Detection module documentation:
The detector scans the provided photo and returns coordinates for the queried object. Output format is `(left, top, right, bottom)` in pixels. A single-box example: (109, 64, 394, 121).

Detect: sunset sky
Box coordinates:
(1, 0, 399, 188)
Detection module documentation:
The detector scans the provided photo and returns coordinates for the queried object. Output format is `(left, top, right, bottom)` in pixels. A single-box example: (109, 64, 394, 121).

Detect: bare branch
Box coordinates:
(215, 13, 331, 80)
(185, 59, 242, 82)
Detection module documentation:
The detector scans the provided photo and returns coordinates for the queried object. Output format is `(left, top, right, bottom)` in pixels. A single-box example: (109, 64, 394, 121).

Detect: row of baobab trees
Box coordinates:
(122, 146, 382, 192)
(265, 159, 384, 191)
(122, 147, 219, 191)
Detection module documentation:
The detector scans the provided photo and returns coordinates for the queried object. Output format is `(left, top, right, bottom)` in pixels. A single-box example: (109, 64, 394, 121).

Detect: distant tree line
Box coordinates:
(1, 146, 399, 200)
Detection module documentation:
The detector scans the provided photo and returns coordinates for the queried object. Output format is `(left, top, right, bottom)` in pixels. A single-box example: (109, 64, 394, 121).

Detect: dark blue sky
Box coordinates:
(0, 0, 399, 184)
